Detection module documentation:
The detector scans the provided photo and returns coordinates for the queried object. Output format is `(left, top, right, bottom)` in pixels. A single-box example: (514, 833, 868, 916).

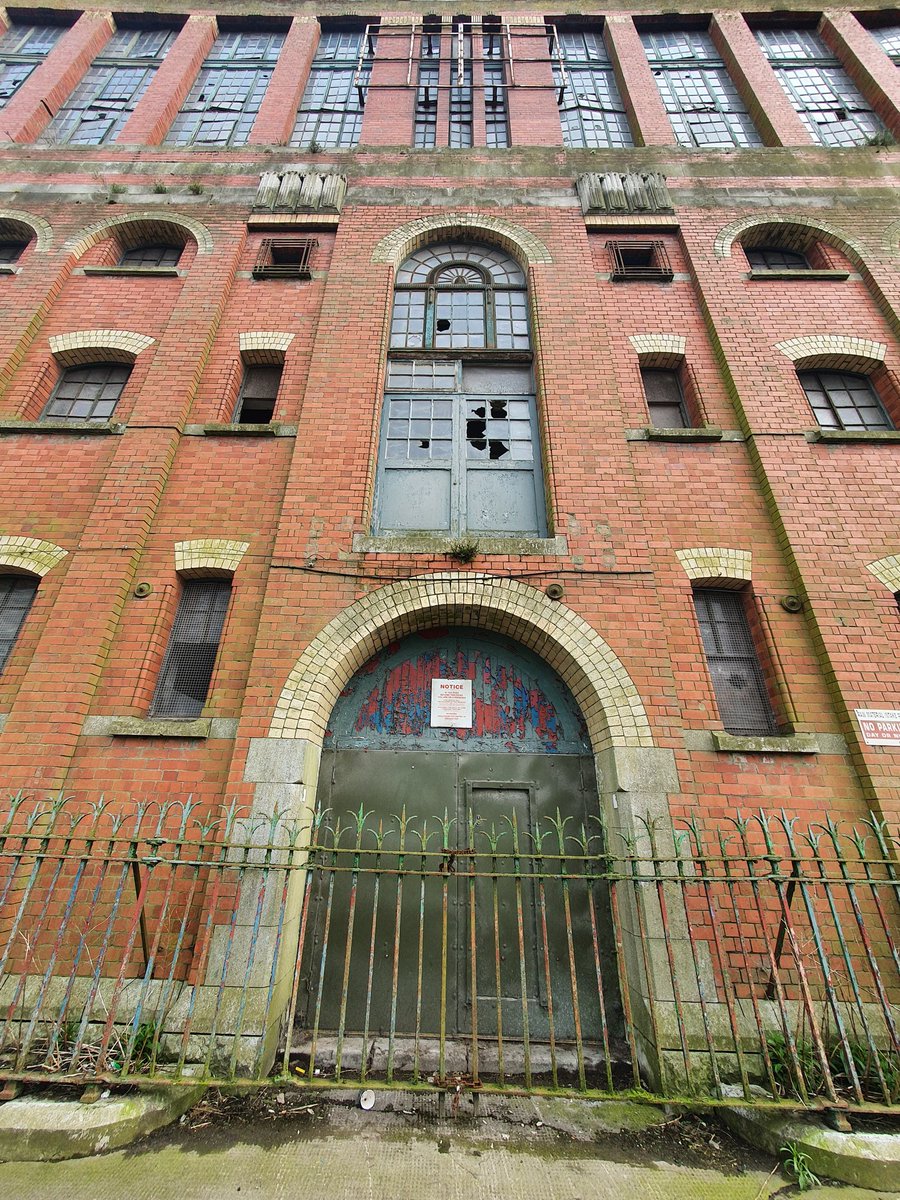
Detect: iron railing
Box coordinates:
(0, 792, 898, 1113)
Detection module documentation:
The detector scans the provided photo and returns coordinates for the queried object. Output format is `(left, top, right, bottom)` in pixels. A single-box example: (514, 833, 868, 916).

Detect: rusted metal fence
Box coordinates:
(0, 791, 898, 1114)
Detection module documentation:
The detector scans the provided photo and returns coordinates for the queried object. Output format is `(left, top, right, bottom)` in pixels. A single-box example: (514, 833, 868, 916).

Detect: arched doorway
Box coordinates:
(293, 628, 625, 1083)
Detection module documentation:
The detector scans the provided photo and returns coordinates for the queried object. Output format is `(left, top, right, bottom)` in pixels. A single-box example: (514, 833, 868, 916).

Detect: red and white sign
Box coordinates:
(855, 709, 900, 747)
(431, 678, 473, 728)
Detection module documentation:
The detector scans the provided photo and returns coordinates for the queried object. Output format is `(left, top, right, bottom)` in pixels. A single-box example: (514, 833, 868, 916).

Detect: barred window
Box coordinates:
(553, 29, 632, 149)
(482, 20, 509, 149)
(693, 589, 777, 736)
(43, 363, 131, 422)
(642, 368, 689, 428)
(798, 369, 894, 431)
(413, 21, 441, 148)
(235, 364, 282, 423)
(412, 19, 509, 149)
(641, 29, 761, 149)
(755, 28, 884, 147)
(40, 27, 175, 146)
(119, 243, 181, 268)
(166, 31, 285, 147)
(151, 579, 231, 718)
(0, 23, 65, 108)
(0, 575, 37, 673)
(291, 27, 374, 149)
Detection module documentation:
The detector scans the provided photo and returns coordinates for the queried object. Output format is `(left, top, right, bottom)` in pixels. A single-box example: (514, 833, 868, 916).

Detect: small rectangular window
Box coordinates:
(151, 579, 231, 718)
(0, 575, 38, 672)
(235, 364, 282, 423)
(693, 588, 777, 736)
(252, 237, 317, 279)
(642, 368, 689, 428)
(607, 240, 673, 282)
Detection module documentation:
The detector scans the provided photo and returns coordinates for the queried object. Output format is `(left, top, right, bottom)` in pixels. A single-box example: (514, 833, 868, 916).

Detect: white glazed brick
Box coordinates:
(270, 573, 653, 752)
(49, 330, 155, 365)
(775, 335, 886, 367)
(174, 538, 250, 575)
(629, 334, 687, 368)
(239, 332, 295, 365)
(866, 555, 900, 594)
(675, 547, 752, 586)
(0, 535, 67, 576)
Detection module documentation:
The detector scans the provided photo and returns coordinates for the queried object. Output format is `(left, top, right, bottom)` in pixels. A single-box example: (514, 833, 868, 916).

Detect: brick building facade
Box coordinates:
(0, 1, 898, 1082)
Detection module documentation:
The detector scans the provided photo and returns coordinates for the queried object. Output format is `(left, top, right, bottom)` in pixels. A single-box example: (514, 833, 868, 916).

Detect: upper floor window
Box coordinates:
(0, 574, 37, 672)
(235, 364, 282, 423)
(552, 27, 632, 149)
(40, 27, 176, 145)
(119, 242, 181, 268)
(291, 26, 374, 149)
(0, 238, 27, 263)
(640, 28, 762, 149)
(150, 578, 231, 718)
(166, 31, 285, 147)
(412, 18, 509, 149)
(642, 368, 689, 428)
(745, 245, 810, 270)
(870, 24, 900, 65)
(693, 588, 778, 736)
(798, 368, 894, 431)
(0, 22, 65, 108)
(42, 363, 131, 422)
(755, 28, 884, 146)
(378, 241, 543, 537)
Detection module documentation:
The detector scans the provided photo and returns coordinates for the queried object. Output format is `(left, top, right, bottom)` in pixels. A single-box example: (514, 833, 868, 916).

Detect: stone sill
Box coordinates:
(82, 715, 239, 739)
(646, 426, 723, 443)
(747, 269, 850, 281)
(352, 533, 568, 556)
(183, 422, 297, 437)
(0, 265, 19, 275)
(81, 266, 181, 278)
(712, 731, 820, 754)
(583, 214, 679, 232)
(808, 429, 900, 444)
(247, 213, 340, 231)
(0, 419, 125, 435)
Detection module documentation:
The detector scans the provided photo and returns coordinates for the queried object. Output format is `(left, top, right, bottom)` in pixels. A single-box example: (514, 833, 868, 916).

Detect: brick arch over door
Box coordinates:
(270, 572, 652, 754)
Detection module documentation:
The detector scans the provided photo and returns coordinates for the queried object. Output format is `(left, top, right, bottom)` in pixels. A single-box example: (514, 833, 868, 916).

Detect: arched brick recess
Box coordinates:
(0, 209, 52, 252)
(774, 335, 886, 371)
(63, 211, 214, 259)
(714, 214, 867, 263)
(0, 535, 67, 576)
(371, 215, 552, 268)
(675, 547, 752, 586)
(867, 555, 900, 593)
(49, 330, 156, 365)
(270, 572, 652, 753)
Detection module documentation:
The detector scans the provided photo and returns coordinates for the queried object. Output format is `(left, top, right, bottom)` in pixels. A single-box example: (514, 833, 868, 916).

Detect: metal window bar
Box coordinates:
(551, 28, 633, 149)
(693, 588, 778, 736)
(606, 240, 674, 282)
(40, 28, 176, 146)
(755, 28, 885, 147)
(291, 28, 374, 149)
(42, 364, 131, 422)
(0, 575, 37, 672)
(165, 31, 286, 147)
(413, 24, 441, 148)
(483, 25, 509, 148)
(1, 795, 900, 1116)
(0, 23, 65, 107)
(449, 24, 473, 148)
(252, 238, 317, 280)
(150, 578, 231, 718)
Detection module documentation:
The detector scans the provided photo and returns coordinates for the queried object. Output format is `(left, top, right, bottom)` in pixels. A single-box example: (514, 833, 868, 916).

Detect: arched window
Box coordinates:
(377, 241, 545, 537)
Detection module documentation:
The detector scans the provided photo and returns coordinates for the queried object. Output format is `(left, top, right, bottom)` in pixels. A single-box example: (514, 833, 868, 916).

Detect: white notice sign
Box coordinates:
(431, 678, 473, 728)
(855, 709, 900, 747)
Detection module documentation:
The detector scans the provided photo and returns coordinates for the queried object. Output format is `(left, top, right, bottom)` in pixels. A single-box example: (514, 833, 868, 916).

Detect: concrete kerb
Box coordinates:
(0, 1082, 205, 1161)
(719, 1090, 900, 1192)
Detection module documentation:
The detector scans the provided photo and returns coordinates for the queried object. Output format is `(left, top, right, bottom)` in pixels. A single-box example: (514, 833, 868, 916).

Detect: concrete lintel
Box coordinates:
(684, 729, 844, 754)
(711, 732, 820, 754)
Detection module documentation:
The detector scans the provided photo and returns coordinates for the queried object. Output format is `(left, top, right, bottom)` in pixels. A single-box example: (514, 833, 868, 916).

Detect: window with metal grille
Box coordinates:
(871, 25, 900, 65)
(42, 363, 131, 422)
(449, 20, 474, 148)
(165, 31, 285, 147)
(252, 238, 317, 280)
(412, 18, 509, 149)
(0, 575, 37, 673)
(151, 579, 231, 718)
(642, 368, 690, 428)
(745, 246, 810, 270)
(798, 369, 894, 431)
(755, 28, 884, 147)
(640, 29, 762, 149)
(551, 27, 633, 149)
(379, 242, 544, 537)
(291, 26, 374, 149)
(413, 20, 441, 148)
(693, 589, 777, 736)
(235, 364, 282, 423)
(39, 27, 176, 146)
(0, 22, 66, 108)
(119, 243, 181, 268)
(482, 20, 509, 149)
(607, 240, 674, 282)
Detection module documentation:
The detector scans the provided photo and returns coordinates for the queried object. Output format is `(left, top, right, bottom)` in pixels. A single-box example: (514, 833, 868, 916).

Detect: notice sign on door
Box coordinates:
(431, 678, 473, 728)
(855, 709, 900, 747)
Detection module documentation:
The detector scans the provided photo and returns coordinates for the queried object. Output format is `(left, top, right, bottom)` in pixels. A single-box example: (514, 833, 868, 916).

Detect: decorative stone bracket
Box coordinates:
(254, 171, 347, 214)
(576, 172, 673, 217)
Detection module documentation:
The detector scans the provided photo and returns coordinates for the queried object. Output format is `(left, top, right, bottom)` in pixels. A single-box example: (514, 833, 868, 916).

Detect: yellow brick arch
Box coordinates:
(270, 572, 652, 754)
(0, 535, 67, 576)
(371, 214, 553, 269)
